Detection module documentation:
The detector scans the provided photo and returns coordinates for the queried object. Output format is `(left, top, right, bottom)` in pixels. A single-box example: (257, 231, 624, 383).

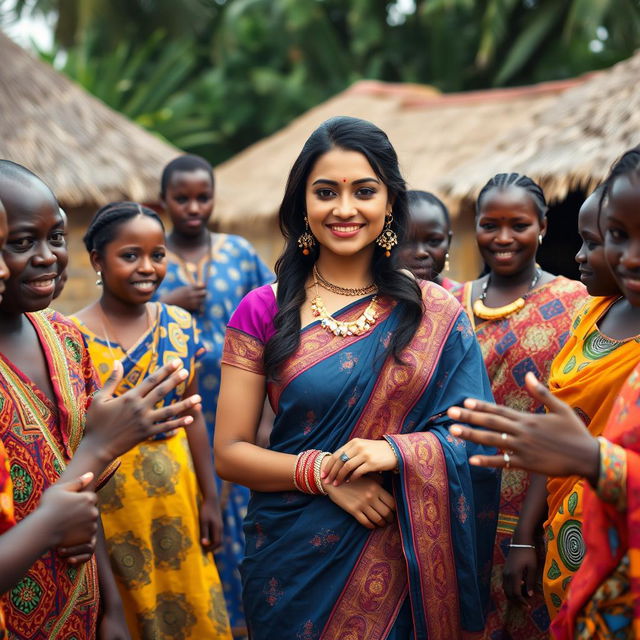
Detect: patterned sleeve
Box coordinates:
(0, 441, 15, 535)
(221, 285, 276, 375)
(595, 436, 627, 512)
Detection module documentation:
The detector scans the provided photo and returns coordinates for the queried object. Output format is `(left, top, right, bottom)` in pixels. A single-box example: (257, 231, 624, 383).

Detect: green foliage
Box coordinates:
(4, 0, 639, 162)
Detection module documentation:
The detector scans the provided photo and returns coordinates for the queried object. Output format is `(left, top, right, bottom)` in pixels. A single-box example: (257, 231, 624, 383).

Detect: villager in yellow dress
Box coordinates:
(73, 303, 232, 640)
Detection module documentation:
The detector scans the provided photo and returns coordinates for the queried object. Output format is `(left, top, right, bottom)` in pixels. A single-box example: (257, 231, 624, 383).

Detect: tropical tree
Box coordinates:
(3, 0, 639, 162)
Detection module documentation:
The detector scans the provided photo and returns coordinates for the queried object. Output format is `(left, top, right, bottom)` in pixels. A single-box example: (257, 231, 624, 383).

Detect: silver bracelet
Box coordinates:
(509, 543, 536, 549)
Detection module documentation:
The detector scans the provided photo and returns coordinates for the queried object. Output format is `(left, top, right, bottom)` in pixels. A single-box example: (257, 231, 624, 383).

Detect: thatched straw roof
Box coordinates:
(215, 76, 584, 229)
(0, 32, 180, 208)
(440, 51, 640, 204)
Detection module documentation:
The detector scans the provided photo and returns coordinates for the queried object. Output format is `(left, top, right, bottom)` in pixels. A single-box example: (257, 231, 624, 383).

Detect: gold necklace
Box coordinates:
(472, 268, 542, 320)
(98, 302, 155, 362)
(310, 273, 378, 337)
(312, 264, 377, 296)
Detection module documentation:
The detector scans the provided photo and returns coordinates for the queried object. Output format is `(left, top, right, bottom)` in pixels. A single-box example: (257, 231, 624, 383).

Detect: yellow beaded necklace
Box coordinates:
(472, 268, 541, 321)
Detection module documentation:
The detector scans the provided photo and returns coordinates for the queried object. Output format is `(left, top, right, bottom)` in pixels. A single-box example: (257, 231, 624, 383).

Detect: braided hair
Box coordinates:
(476, 173, 547, 220)
(84, 201, 164, 256)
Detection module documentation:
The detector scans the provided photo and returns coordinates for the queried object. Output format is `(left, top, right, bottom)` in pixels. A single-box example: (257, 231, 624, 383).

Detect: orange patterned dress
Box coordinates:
(455, 276, 588, 639)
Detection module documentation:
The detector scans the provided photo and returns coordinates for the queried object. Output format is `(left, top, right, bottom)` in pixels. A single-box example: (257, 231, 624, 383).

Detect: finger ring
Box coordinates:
(339, 452, 350, 463)
(501, 432, 508, 441)
(503, 451, 511, 469)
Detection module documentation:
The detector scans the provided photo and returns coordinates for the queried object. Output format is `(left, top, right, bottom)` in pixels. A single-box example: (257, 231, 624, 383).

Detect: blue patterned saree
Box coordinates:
(221, 282, 500, 639)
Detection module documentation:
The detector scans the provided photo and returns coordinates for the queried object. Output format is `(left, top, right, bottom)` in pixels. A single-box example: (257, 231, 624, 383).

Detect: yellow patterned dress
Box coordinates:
(72, 303, 231, 640)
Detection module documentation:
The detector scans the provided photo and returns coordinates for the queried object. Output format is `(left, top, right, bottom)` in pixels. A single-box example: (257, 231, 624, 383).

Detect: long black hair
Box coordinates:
(263, 116, 422, 380)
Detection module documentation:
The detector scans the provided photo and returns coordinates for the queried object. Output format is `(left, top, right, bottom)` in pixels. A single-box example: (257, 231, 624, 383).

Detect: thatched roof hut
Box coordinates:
(214, 76, 585, 277)
(0, 31, 180, 207)
(439, 50, 640, 204)
(214, 77, 583, 234)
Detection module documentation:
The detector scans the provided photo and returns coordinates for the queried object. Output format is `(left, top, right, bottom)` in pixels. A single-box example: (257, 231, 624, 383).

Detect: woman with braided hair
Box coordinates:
(453, 172, 587, 638)
(449, 146, 640, 640)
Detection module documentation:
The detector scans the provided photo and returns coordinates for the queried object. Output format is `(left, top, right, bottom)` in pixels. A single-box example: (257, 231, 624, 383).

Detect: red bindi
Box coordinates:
(342, 178, 347, 183)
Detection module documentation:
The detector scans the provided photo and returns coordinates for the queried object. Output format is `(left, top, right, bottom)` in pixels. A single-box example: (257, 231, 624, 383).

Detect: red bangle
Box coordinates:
(295, 450, 313, 492)
(295, 449, 328, 494)
(305, 450, 320, 494)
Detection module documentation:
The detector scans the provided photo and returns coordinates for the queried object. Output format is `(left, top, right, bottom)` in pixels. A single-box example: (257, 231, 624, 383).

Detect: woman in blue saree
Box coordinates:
(214, 116, 499, 639)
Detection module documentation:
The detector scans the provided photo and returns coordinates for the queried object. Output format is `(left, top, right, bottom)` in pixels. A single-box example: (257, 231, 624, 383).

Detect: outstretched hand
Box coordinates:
(85, 359, 201, 462)
(447, 372, 600, 482)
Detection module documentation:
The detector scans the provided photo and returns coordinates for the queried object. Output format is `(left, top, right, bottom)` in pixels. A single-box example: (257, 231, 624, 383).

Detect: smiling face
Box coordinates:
(305, 148, 390, 260)
(475, 185, 546, 277)
(92, 215, 167, 305)
(396, 199, 451, 280)
(603, 172, 640, 306)
(575, 192, 619, 296)
(0, 183, 67, 314)
(163, 169, 214, 237)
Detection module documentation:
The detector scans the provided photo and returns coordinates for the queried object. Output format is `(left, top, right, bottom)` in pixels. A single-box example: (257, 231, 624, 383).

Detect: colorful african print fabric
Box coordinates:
(221, 282, 500, 639)
(440, 276, 460, 292)
(0, 440, 15, 639)
(455, 276, 588, 640)
(154, 233, 272, 637)
(544, 296, 640, 618)
(0, 310, 102, 640)
(73, 303, 232, 640)
(552, 362, 640, 639)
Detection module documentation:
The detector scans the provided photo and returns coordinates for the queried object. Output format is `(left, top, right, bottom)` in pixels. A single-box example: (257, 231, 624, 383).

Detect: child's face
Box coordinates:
(396, 200, 451, 281)
(575, 193, 619, 297)
(92, 215, 167, 305)
(0, 187, 67, 314)
(0, 203, 10, 304)
(604, 172, 640, 306)
(163, 169, 214, 237)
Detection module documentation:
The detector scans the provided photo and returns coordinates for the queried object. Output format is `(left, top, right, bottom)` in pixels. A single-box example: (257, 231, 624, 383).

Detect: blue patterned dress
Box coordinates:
(155, 233, 272, 638)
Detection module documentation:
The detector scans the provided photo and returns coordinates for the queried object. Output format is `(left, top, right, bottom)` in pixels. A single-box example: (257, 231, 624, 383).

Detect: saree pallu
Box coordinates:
(221, 282, 500, 639)
(154, 233, 272, 638)
(0, 310, 106, 639)
(544, 296, 640, 618)
(552, 363, 640, 639)
(0, 441, 15, 639)
(73, 303, 232, 640)
(455, 276, 588, 639)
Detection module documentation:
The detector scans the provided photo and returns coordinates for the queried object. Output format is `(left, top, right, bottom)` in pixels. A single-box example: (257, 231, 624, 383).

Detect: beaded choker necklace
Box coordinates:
(473, 268, 542, 321)
(310, 270, 378, 337)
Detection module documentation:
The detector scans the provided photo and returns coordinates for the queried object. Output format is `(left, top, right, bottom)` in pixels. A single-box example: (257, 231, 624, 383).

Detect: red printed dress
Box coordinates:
(454, 276, 587, 639)
(0, 440, 16, 639)
(0, 310, 114, 640)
